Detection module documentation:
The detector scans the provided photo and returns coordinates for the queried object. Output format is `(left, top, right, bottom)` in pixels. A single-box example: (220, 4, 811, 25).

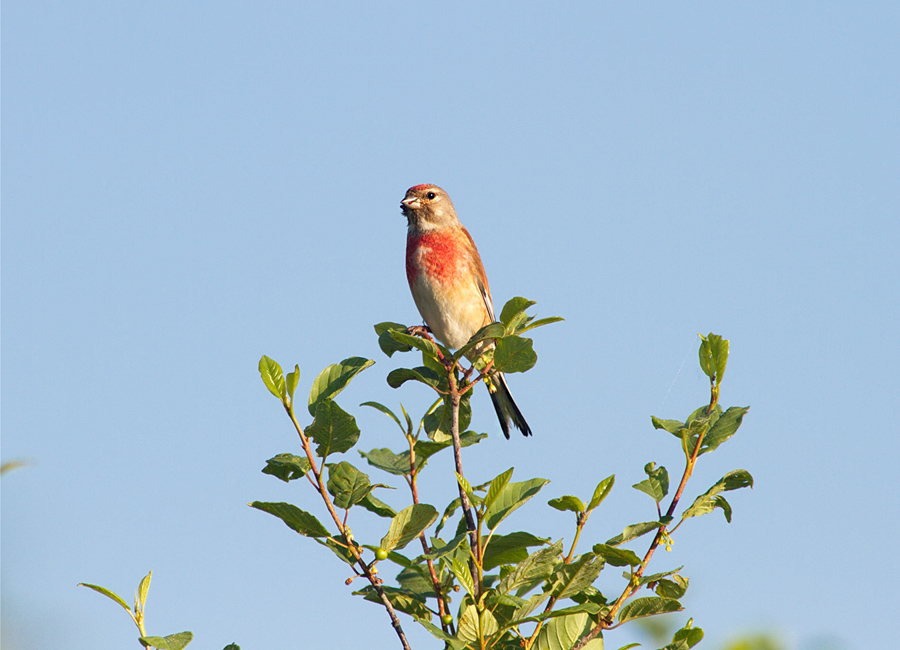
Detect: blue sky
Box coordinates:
(3, 2, 898, 649)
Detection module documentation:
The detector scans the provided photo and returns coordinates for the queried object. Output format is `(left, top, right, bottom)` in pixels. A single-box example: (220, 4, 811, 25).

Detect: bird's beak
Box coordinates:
(400, 196, 419, 212)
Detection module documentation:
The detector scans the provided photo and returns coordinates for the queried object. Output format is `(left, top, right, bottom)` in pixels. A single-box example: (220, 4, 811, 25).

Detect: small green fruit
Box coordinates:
(441, 614, 453, 626)
(375, 548, 389, 561)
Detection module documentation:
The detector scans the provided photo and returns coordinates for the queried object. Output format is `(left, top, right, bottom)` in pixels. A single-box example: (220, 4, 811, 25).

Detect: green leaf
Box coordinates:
(662, 622, 705, 650)
(482, 531, 549, 571)
(455, 322, 507, 360)
(307, 357, 374, 416)
(681, 469, 753, 522)
(592, 543, 641, 567)
(508, 592, 553, 623)
(698, 333, 729, 383)
(380, 503, 439, 552)
(394, 566, 433, 596)
(500, 297, 537, 326)
(139, 632, 193, 650)
(699, 406, 750, 455)
(633, 462, 669, 503)
(285, 365, 300, 401)
(415, 618, 467, 648)
(637, 567, 684, 586)
(354, 585, 431, 620)
(137, 570, 152, 611)
(550, 553, 603, 600)
(359, 492, 397, 518)
(415, 431, 487, 461)
(584, 476, 614, 514)
(451, 557, 476, 595)
(77, 583, 130, 611)
(327, 461, 374, 509)
(537, 602, 604, 622)
(386, 366, 441, 389)
(548, 495, 585, 513)
(361, 401, 406, 433)
(455, 473, 477, 505)
(606, 521, 663, 547)
(434, 496, 461, 537)
(261, 453, 311, 482)
(517, 316, 565, 335)
(423, 395, 472, 439)
(493, 335, 537, 373)
(485, 478, 549, 531)
(654, 575, 689, 599)
(387, 329, 445, 361)
(423, 533, 468, 560)
(305, 399, 360, 458)
(359, 448, 413, 476)
(457, 603, 499, 645)
(533, 612, 603, 650)
(651, 416, 684, 435)
(484, 467, 515, 511)
(258, 355, 285, 400)
(318, 534, 357, 565)
(250, 501, 330, 537)
(618, 596, 682, 623)
(498, 541, 564, 596)
(375, 322, 412, 357)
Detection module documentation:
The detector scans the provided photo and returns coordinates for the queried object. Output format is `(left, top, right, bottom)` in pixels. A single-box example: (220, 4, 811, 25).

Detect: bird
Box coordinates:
(401, 183, 532, 438)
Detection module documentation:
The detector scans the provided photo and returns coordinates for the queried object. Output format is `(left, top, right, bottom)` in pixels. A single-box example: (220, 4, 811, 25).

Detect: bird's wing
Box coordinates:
(477, 274, 496, 322)
(461, 227, 497, 323)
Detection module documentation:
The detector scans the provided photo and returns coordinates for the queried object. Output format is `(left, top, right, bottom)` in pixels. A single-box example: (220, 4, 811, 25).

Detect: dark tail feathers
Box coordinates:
(488, 371, 532, 438)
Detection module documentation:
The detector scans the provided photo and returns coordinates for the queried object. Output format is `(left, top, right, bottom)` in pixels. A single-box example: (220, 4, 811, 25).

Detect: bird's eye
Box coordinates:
(426, 192, 436, 200)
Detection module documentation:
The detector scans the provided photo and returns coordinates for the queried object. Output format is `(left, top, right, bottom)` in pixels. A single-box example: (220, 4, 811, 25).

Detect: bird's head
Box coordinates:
(401, 184, 459, 233)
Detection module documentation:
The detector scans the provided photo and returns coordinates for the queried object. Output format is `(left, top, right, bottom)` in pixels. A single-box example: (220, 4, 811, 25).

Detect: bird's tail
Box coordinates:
(487, 371, 532, 438)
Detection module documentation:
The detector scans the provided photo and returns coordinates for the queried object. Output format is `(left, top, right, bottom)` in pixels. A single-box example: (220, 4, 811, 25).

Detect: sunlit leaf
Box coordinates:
(139, 632, 193, 650)
(77, 583, 130, 611)
(327, 461, 374, 509)
(375, 322, 412, 357)
(306, 399, 360, 458)
(606, 521, 662, 547)
(250, 501, 330, 537)
(386, 366, 441, 389)
(592, 543, 641, 567)
(261, 453, 311, 482)
(258, 355, 285, 400)
(493, 336, 537, 373)
(532, 611, 603, 650)
(485, 478, 549, 530)
(482, 531, 549, 571)
(586, 475, 615, 511)
(618, 596, 682, 623)
(550, 553, 603, 599)
(548, 495, 585, 513)
(699, 406, 750, 455)
(633, 462, 669, 503)
(308, 357, 374, 416)
(380, 504, 438, 552)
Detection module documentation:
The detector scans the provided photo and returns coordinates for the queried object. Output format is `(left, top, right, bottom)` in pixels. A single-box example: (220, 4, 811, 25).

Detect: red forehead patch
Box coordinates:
(410, 183, 433, 191)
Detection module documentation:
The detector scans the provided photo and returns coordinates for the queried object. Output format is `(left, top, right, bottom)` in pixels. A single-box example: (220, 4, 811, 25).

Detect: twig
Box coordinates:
(407, 437, 452, 633)
(285, 404, 413, 650)
(448, 367, 481, 598)
(572, 397, 713, 650)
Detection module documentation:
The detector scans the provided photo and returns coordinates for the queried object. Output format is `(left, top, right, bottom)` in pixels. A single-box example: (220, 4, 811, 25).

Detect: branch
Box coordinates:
(572, 426, 708, 650)
(285, 404, 413, 650)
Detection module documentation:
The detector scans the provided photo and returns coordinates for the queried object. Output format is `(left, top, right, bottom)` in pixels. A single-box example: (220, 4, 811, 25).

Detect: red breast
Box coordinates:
(406, 229, 469, 289)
